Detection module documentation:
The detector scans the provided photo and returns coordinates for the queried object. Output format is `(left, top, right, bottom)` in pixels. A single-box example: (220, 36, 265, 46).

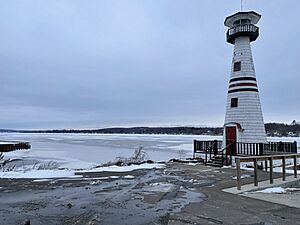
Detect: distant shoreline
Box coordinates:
(0, 123, 299, 137)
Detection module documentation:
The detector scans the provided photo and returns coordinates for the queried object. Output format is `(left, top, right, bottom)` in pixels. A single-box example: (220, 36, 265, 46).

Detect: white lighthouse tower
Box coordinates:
(223, 11, 267, 147)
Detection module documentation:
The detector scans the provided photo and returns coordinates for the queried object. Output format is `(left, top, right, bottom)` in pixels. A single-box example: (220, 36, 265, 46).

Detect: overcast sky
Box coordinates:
(0, 0, 299, 129)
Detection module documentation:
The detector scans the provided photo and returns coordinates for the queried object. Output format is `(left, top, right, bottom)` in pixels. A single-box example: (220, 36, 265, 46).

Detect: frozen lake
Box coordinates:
(0, 133, 299, 178)
(0, 133, 221, 170)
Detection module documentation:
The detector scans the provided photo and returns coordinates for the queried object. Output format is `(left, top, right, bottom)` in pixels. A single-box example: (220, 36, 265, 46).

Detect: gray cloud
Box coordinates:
(0, 0, 299, 129)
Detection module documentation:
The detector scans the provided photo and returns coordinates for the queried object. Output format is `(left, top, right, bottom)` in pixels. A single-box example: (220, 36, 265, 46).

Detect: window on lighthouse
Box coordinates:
(233, 61, 241, 72)
(231, 98, 238, 108)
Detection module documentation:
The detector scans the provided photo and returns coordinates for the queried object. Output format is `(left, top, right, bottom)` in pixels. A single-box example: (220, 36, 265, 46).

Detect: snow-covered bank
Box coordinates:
(0, 163, 165, 179)
(78, 163, 165, 173)
(0, 169, 79, 179)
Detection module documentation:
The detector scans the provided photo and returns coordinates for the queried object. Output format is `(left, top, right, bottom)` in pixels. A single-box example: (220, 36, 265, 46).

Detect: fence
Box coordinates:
(235, 154, 300, 190)
(264, 141, 297, 154)
(193, 140, 222, 158)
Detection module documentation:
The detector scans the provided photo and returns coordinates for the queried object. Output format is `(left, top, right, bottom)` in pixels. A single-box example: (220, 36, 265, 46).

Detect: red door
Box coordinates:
(226, 127, 236, 155)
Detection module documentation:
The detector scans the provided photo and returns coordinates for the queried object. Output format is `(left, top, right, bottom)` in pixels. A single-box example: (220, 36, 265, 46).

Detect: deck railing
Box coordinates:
(264, 141, 297, 154)
(193, 140, 222, 158)
(193, 140, 298, 167)
(235, 154, 300, 190)
(234, 141, 297, 156)
(235, 142, 264, 156)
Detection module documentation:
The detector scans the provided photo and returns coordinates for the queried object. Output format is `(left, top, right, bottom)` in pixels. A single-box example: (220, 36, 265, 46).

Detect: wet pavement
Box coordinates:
(0, 163, 300, 225)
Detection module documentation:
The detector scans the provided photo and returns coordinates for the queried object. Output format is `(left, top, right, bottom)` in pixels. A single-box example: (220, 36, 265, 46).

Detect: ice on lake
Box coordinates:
(0, 133, 219, 173)
(0, 133, 299, 179)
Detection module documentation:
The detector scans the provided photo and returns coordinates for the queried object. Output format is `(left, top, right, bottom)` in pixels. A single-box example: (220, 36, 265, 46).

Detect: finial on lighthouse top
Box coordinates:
(241, 0, 243, 12)
(224, 11, 261, 28)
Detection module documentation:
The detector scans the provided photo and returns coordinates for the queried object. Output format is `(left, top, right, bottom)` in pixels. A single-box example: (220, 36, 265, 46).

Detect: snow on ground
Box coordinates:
(124, 175, 135, 179)
(232, 174, 252, 180)
(0, 169, 81, 179)
(0, 142, 15, 144)
(78, 163, 165, 173)
(255, 187, 300, 194)
(256, 187, 287, 193)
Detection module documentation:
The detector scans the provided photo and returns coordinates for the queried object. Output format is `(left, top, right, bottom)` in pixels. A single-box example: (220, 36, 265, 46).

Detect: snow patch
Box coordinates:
(33, 179, 52, 182)
(148, 182, 174, 192)
(0, 169, 79, 179)
(232, 174, 252, 180)
(255, 187, 300, 194)
(79, 163, 165, 173)
(255, 187, 286, 193)
(123, 175, 135, 179)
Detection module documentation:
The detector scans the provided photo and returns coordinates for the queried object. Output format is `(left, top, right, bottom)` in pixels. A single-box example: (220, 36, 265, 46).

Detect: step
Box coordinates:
(206, 162, 223, 167)
(212, 157, 224, 161)
(208, 159, 223, 164)
(211, 155, 224, 159)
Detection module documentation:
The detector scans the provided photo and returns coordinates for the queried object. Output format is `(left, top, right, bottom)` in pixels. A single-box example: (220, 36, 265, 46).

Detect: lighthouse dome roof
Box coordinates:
(224, 11, 261, 28)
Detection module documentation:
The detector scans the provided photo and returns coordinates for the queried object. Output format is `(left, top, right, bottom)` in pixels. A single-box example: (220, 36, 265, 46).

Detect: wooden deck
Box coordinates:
(0, 141, 31, 152)
(193, 140, 298, 167)
(235, 154, 300, 190)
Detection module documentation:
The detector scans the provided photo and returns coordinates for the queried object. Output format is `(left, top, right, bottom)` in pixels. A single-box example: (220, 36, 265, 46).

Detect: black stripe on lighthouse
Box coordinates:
(228, 88, 259, 93)
(229, 77, 257, 83)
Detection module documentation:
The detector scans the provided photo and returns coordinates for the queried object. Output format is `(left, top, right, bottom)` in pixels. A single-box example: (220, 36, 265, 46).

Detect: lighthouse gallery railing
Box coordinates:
(227, 24, 258, 36)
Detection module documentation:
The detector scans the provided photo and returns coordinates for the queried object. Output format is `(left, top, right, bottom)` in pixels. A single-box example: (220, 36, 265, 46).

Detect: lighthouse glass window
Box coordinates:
(231, 98, 238, 108)
(233, 61, 241, 72)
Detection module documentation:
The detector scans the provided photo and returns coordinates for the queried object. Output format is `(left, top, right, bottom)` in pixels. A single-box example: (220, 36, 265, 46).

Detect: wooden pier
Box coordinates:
(0, 141, 31, 152)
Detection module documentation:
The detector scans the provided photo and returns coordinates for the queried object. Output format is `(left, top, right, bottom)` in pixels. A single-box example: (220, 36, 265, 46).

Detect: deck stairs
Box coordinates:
(206, 154, 226, 167)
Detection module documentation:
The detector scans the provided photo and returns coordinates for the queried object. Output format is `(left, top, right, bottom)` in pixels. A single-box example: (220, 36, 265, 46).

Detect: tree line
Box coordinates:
(0, 121, 299, 137)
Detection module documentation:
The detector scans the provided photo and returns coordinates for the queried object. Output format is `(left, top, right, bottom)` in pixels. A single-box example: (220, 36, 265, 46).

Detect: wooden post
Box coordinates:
(193, 140, 196, 158)
(221, 150, 224, 167)
(236, 158, 241, 190)
(264, 160, 268, 171)
(278, 141, 283, 152)
(254, 158, 258, 186)
(259, 143, 264, 156)
(294, 155, 297, 178)
(225, 147, 228, 166)
(213, 140, 218, 156)
(282, 156, 286, 181)
(293, 141, 297, 153)
(269, 157, 273, 184)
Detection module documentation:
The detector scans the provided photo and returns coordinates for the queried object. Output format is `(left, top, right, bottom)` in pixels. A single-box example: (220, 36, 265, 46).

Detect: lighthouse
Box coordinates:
(223, 11, 267, 147)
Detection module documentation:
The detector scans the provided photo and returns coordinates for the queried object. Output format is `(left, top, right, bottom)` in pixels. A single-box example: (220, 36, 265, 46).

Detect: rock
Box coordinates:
(24, 220, 30, 225)
(115, 161, 124, 167)
(67, 203, 73, 209)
